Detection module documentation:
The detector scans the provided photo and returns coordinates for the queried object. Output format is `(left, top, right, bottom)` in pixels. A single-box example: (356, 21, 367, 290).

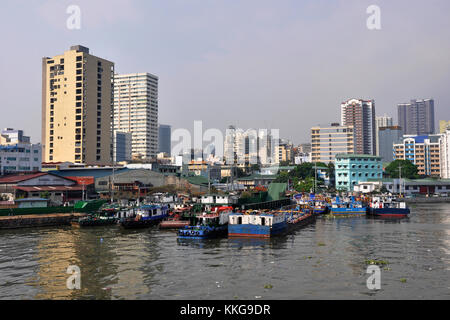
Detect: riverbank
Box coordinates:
(0, 213, 87, 229)
(404, 196, 450, 203)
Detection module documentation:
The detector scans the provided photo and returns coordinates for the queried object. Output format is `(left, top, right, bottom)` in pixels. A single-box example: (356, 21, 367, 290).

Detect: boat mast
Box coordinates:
(398, 163, 402, 197)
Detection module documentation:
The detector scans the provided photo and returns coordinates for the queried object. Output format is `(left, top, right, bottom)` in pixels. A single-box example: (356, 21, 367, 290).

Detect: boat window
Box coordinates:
(152, 209, 157, 215)
(238, 217, 242, 224)
(261, 217, 266, 226)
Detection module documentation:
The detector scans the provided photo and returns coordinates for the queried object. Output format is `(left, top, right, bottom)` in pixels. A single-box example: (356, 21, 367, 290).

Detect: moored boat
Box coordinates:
(228, 208, 315, 238)
(119, 204, 169, 229)
(178, 206, 232, 239)
(328, 196, 367, 215)
(368, 196, 410, 218)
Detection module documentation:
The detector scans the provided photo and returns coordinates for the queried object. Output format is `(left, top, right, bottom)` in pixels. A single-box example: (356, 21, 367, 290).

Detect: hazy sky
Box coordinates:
(1, 0, 449, 144)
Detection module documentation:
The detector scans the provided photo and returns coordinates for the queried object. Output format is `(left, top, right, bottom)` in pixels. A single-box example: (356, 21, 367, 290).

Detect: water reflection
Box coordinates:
(0, 204, 449, 299)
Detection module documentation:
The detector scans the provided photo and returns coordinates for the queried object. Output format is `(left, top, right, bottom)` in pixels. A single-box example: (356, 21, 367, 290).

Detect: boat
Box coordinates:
(119, 204, 169, 229)
(328, 196, 367, 215)
(293, 193, 329, 215)
(367, 196, 410, 218)
(71, 213, 118, 227)
(71, 205, 119, 227)
(178, 206, 232, 239)
(228, 208, 315, 238)
(160, 207, 192, 229)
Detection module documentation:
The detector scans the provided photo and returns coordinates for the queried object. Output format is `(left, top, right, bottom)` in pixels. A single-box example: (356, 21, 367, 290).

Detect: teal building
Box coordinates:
(335, 154, 383, 191)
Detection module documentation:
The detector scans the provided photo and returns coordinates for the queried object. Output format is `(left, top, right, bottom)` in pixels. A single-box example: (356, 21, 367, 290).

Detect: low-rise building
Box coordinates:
(0, 172, 84, 204)
(379, 178, 450, 195)
(335, 154, 383, 191)
(0, 128, 42, 175)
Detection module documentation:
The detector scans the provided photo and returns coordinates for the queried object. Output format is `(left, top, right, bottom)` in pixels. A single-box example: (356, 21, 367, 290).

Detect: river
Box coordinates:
(0, 203, 449, 299)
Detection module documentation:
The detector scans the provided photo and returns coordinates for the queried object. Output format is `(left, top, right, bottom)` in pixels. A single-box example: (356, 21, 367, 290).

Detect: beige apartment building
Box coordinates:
(42, 45, 114, 165)
(311, 123, 355, 163)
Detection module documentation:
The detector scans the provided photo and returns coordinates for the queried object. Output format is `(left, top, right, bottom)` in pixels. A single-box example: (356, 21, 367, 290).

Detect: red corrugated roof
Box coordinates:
(0, 172, 47, 183)
(13, 186, 85, 192)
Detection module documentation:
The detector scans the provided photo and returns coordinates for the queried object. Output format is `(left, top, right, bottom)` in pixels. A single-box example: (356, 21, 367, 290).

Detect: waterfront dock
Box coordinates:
(0, 213, 87, 229)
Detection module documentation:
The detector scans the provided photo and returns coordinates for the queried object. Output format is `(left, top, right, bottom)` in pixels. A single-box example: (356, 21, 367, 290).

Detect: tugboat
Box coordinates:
(178, 206, 232, 239)
(71, 205, 119, 227)
(368, 196, 410, 218)
(119, 204, 169, 229)
(328, 196, 367, 215)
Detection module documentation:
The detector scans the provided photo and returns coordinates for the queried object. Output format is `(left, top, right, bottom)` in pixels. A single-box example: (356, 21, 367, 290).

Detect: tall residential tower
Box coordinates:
(398, 99, 435, 136)
(42, 45, 114, 165)
(340, 99, 376, 155)
(113, 73, 159, 160)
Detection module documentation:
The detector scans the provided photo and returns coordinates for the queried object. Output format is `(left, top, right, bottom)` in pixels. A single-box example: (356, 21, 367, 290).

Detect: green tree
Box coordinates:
(295, 177, 314, 193)
(385, 160, 419, 179)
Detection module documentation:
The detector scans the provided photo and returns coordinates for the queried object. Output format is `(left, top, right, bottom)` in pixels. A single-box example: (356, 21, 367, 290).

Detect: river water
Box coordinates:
(0, 203, 449, 300)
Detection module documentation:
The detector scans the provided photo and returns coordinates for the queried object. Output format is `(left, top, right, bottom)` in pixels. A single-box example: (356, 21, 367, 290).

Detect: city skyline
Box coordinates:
(1, 1, 450, 145)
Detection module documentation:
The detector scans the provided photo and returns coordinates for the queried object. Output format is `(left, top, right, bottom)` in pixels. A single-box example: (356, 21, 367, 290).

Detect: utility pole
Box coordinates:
(314, 163, 317, 194)
(208, 164, 211, 194)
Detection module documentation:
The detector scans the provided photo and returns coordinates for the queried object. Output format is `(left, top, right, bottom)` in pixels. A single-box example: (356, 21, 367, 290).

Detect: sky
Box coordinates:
(0, 0, 449, 144)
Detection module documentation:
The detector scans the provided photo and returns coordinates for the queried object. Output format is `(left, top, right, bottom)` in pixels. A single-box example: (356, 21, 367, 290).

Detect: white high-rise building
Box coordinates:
(113, 73, 158, 160)
(440, 128, 450, 179)
(224, 126, 275, 165)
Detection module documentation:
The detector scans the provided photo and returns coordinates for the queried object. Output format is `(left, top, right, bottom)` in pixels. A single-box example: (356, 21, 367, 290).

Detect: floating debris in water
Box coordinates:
(317, 243, 326, 246)
(255, 296, 262, 299)
(400, 278, 407, 283)
(264, 284, 273, 289)
(365, 259, 389, 266)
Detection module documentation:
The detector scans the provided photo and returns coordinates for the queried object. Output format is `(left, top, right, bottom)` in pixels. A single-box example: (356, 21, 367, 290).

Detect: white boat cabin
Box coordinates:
(229, 212, 285, 226)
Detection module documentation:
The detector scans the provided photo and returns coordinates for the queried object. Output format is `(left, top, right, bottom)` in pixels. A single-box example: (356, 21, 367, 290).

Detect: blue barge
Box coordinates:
(228, 208, 315, 238)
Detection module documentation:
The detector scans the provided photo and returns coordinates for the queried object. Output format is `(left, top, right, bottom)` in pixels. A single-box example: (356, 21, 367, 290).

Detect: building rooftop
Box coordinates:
(335, 154, 381, 160)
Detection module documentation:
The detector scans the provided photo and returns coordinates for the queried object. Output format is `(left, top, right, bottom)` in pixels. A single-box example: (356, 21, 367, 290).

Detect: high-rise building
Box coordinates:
(158, 124, 171, 156)
(1, 128, 41, 175)
(440, 128, 450, 179)
(375, 114, 393, 156)
(397, 99, 435, 136)
(393, 134, 442, 177)
(341, 99, 376, 155)
(113, 73, 159, 160)
(113, 131, 132, 163)
(224, 126, 275, 165)
(378, 126, 402, 162)
(42, 45, 114, 165)
(439, 120, 450, 134)
(311, 123, 355, 163)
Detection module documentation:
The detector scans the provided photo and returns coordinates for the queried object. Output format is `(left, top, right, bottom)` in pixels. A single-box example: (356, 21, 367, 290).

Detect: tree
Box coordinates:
(295, 177, 314, 193)
(385, 160, 419, 179)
